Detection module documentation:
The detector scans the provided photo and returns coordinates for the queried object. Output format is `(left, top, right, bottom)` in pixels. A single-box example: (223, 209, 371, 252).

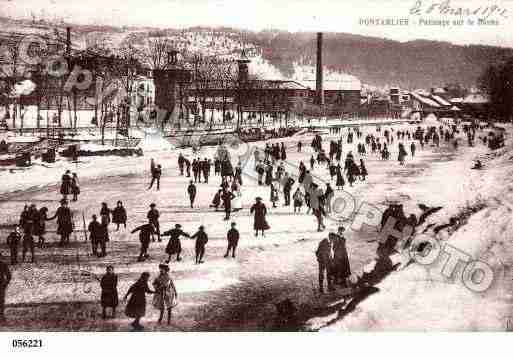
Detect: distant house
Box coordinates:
(409, 91, 441, 114)
(389, 87, 411, 106)
(298, 79, 361, 115)
(459, 93, 490, 118)
(430, 94, 452, 108)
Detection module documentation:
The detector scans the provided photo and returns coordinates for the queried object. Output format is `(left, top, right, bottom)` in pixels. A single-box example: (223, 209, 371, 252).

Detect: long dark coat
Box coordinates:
(55, 207, 73, 235)
(71, 177, 80, 195)
(112, 206, 127, 225)
(100, 273, 119, 308)
(164, 228, 189, 255)
(125, 280, 152, 318)
(336, 166, 345, 187)
(250, 202, 269, 230)
(60, 174, 72, 195)
(333, 237, 351, 280)
(280, 145, 286, 160)
(192, 230, 208, 250)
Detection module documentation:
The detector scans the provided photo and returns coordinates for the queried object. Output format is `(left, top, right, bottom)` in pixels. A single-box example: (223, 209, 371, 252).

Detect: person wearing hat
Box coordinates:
(124, 272, 155, 330)
(152, 264, 177, 325)
(34, 207, 49, 248)
(148, 164, 162, 191)
(203, 158, 212, 184)
(71, 173, 80, 202)
(331, 227, 351, 287)
(187, 180, 197, 209)
(60, 170, 72, 201)
(100, 265, 118, 319)
(131, 220, 156, 262)
(225, 222, 240, 258)
(191, 226, 208, 264)
(162, 224, 190, 263)
(112, 201, 127, 231)
(48, 199, 74, 246)
(100, 202, 111, 225)
(147, 203, 160, 242)
(315, 236, 335, 293)
(177, 154, 185, 176)
(221, 189, 235, 221)
(0, 252, 11, 322)
(250, 197, 269, 237)
(88, 215, 102, 256)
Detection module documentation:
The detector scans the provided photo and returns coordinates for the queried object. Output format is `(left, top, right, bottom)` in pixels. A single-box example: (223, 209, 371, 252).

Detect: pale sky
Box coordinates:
(3, 0, 513, 47)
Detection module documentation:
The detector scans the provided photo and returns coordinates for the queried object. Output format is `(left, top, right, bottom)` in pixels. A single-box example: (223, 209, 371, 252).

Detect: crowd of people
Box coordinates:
(0, 119, 475, 327)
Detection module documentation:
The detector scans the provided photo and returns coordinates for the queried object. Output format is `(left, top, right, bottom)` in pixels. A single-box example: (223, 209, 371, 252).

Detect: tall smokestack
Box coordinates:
(316, 32, 324, 106)
(66, 27, 71, 56)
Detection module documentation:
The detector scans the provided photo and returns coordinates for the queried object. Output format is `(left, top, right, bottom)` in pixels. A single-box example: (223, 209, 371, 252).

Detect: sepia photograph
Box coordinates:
(0, 0, 512, 355)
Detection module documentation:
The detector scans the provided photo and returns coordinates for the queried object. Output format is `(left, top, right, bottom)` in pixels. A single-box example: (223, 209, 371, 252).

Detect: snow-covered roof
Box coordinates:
(252, 80, 309, 90)
(414, 89, 431, 96)
(298, 79, 361, 91)
(450, 97, 464, 103)
(431, 95, 451, 107)
(432, 87, 447, 94)
(463, 93, 489, 104)
(409, 92, 440, 107)
(450, 105, 461, 111)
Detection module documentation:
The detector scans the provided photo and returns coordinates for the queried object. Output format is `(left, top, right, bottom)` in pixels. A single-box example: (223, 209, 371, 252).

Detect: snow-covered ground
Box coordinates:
(0, 117, 410, 194)
(0, 118, 501, 331)
(308, 124, 513, 331)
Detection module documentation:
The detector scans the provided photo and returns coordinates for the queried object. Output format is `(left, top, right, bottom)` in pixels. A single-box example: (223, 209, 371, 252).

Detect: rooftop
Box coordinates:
(298, 79, 362, 91)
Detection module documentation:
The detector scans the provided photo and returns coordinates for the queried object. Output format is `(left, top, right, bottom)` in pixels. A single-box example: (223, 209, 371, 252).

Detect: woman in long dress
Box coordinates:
(100, 265, 119, 319)
(71, 173, 80, 202)
(124, 272, 154, 330)
(112, 201, 127, 231)
(292, 188, 304, 213)
(250, 197, 270, 237)
(47, 199, 73, 246)
(335, 164, 345, 190)
(60, 170, 72, 200)
(152, 264, 177, 325)
(34, 207, 49, 248)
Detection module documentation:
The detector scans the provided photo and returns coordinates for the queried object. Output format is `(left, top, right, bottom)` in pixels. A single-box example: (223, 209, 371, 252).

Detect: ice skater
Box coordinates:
(124, 272, 154, 330)
(224, 222, 239, 258)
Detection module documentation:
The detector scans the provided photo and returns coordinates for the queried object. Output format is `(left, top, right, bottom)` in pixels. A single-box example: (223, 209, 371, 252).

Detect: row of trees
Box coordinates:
(1, 29, 308, 138)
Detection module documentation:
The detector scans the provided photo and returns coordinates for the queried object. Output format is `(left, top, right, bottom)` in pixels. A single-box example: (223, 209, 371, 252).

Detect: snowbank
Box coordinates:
(317, 124, 513, 331)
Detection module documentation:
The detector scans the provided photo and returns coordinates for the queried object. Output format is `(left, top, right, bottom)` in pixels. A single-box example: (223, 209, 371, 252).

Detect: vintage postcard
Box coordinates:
(0, 0, 512, 351)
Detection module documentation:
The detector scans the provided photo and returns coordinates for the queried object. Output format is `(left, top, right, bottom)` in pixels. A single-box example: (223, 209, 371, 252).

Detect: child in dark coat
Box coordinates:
(112, 201, 127, 231)
(100, 265, 118, 319)
(124, 272, 154, 330)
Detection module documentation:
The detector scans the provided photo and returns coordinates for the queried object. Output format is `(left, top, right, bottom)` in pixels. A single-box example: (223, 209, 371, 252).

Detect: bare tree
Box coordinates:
(144, 36, 172, 71)
(0, 35, 23, 128)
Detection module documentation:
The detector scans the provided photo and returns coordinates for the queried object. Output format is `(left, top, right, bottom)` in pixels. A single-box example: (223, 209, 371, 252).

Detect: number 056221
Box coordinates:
(12, 339, 43, 348)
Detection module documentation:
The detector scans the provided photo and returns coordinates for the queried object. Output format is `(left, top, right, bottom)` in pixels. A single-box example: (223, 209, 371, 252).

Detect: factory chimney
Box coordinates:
(66, 27, 71, 56)
(237, 49, 251, 84)
(316, 32, 324, 106)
